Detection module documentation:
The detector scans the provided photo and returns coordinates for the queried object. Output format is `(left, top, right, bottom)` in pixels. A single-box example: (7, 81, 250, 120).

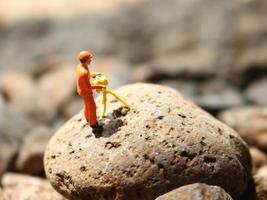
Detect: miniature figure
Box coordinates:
(76, 51, 104, 135)
(92, 74, 130, 117)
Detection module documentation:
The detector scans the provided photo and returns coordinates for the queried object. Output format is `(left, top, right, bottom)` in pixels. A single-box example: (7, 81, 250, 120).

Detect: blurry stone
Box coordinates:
(254, 166, 267, 200)
(0, 93, 6, 112)
(155, 183, 233, 200)
(218, 106, 267, 151)
(61, 98, 83, 119)
(16, 126, 53, 175)
(0, 70, 56, 123)
(0, 188, 9, 200)
(160, 79, 244, 112)
(0, 145, 15, 178)
(0, 70, 36, 108)
(92, 57, 132, 88)
(159, 80, 197, 101)
(129, 65, 155, 83)
(250, 147, 267, 174)
(148, 47, 218, 78)
(38, 66, 76, 109)
(45, 83, 251, 200)
(0, 110, 34, 176)
(52, 118, 67, 132)
(111, 0, 267, 82)
(245, 77, 267, 105)
(1, 173, 65, 200)
(193, 80, 244, 113)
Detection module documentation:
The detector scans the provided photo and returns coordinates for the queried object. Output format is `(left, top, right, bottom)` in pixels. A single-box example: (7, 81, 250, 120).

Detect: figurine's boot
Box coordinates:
(90, 124, 104, 137)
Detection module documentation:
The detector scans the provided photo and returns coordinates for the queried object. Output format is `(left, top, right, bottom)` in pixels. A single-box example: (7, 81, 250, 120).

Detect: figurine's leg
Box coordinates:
(83, 94, 98, 126)
(101, 91, 107, 118)
(106, 90, 130, 108)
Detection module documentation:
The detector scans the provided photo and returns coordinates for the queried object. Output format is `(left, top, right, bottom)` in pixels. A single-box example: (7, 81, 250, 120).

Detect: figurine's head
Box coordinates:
(79, 51, 93, 65)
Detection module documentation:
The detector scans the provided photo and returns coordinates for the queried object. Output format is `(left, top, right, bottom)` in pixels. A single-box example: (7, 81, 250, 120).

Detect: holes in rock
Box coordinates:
(69, 150, 75, 154)
(204, 155, 217, 163)
(178, 114, 186, 118)
(112, 107, 129, 118)
(157, 116, 164, 120)
(80, 166, 86, 172)
(105, 141, 121, 149)
(180, 151, 197, 160)
(145, 125, 151, 129)
(157, 163, 164, 169)
(143, 154, 155, 164)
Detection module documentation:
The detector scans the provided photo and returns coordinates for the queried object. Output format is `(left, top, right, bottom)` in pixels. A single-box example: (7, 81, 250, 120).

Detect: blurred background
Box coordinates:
(0, 0, 267, 181)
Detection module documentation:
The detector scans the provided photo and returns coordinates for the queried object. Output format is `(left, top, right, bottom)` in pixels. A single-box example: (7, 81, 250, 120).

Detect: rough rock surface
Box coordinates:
(16, 126, 54, 175)
(219, 106, 267, 151)
(155, 183, 233, 200)
(44, 83, 251, 200)
(1, 173, 65, 200)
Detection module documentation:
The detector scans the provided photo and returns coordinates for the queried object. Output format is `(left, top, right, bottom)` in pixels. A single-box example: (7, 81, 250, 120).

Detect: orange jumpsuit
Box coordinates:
(76, 63, 98, 126)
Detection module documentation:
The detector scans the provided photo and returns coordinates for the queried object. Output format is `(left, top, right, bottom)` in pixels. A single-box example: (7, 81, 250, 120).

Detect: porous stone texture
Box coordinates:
(1, 173, 65, 200)
(44, 83, 251, 200)
(155, 183, 233, 200)
(218, 106, 267, 151)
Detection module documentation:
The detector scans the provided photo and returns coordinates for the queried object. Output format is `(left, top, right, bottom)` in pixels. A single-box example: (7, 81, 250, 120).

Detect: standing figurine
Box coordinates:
(76, 51, 103, 135)
(92, 74, 130, 118)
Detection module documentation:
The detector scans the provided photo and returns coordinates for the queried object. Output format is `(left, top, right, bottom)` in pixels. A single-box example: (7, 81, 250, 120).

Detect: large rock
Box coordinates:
(218, 106, 267, 151)
(1, 173, 65, 200)
(44, 83, 251, 200)
(155, 183, 233, 200)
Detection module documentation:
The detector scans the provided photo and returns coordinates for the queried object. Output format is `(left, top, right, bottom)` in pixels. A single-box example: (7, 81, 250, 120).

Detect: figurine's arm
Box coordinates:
(91, 84, 105, 90)
(90, 72, 101, 78)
